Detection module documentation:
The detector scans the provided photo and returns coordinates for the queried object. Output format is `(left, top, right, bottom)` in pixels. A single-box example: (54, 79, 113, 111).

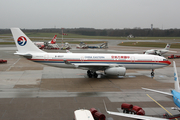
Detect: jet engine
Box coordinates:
(104, 67, 126, 76)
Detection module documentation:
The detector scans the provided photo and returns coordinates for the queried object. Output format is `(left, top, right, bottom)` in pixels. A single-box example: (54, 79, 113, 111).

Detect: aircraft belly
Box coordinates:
(152, 64, 167, 69)
(124, 64, 153, 69)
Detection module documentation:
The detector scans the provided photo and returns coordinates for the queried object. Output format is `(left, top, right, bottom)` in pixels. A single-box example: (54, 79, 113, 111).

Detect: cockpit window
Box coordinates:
(163, 59, 168, 61)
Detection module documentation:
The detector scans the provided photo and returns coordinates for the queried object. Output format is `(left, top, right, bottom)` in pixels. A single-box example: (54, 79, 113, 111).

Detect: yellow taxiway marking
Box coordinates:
(146, 94, 178, 120)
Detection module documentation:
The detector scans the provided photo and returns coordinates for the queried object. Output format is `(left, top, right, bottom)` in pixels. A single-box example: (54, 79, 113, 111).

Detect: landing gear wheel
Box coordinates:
(151, 72, 154, 76)
(93, 72, 98, 78)
(87, 70, 98, 78)
(88, 73, 92, 78)
(151, 69, 155, 78)
(87, 70, 92, 78)
(87, 70, 91, 74)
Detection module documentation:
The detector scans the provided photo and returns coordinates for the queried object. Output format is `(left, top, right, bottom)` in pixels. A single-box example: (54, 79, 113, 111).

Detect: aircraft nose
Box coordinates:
(167, 60, 171, 65)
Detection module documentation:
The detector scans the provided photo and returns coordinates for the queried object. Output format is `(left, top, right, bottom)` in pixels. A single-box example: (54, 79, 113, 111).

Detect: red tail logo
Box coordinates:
(51, 35, 57, 44)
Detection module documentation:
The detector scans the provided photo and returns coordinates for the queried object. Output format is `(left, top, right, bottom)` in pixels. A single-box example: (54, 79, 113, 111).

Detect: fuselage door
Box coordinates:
(44, 54, 49, 61)
(80, 56, 84, 62)
(131, 56, 135, 62)
(154, 57, 159, 63)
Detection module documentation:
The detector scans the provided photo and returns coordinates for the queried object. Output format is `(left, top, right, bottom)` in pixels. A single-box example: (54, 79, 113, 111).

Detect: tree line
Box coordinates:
(0, 28, 180, 37)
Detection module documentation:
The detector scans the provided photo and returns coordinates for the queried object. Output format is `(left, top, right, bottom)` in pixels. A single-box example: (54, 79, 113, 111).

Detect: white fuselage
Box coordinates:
(28, 52, 170, 69)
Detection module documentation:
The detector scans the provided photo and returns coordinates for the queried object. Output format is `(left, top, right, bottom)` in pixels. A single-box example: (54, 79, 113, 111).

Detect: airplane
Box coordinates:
(142, 61, 180, 111)
(34, 35, 57, 49)
(103, 61, 179, 120)
(144, 43, 177, 56)
(103, 100, 168, 120)
(11, 28, 171, 78)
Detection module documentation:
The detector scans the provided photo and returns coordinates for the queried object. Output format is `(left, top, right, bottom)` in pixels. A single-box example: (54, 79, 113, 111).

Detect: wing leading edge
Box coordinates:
(142, 87, 173, 96)
(64, 60, 124, 70)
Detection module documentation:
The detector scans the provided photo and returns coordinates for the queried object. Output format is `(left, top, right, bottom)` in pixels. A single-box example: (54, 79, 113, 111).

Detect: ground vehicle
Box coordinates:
(168, 54, 180, 59)
(121, 103, 145, 115)
(0, 59, 7, 63)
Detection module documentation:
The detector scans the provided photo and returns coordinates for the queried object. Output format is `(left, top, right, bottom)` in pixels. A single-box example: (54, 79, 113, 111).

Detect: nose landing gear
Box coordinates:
(151, 69, 155, 78)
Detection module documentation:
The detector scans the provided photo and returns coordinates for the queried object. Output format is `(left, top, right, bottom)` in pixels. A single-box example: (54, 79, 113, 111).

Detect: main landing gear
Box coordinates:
(151, 69, 155, 78)
(87, 70, 98, 78)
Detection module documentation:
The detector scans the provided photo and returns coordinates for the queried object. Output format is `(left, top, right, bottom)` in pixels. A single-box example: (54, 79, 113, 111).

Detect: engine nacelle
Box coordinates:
(104, 67, 126, 76)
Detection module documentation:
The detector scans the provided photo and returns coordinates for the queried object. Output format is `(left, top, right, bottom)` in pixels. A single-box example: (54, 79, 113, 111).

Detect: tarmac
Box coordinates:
(0, 43, 180, 120)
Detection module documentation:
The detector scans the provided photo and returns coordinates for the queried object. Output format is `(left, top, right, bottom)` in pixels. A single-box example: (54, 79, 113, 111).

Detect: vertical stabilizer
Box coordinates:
(165, 43, 171, 50)
(11, 28, 45, 53)
(173, 61, 180, 91)
(49, 35, 57, 44)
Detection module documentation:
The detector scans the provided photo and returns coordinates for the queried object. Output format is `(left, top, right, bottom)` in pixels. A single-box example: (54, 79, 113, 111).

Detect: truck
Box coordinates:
(0, 59, 7, 63)
(168, 54, 180, 59)
(121, 103, 145, 115)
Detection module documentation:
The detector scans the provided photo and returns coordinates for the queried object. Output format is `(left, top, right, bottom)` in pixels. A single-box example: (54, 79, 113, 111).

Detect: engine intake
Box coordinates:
(105, 67, 126, 76)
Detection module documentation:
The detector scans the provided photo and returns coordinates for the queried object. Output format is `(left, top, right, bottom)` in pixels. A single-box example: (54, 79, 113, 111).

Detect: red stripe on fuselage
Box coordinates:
(28, 59, 171, 64)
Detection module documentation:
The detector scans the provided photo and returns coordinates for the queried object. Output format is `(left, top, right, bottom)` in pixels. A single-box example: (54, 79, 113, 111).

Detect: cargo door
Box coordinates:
(80, 56, 84, 63)
(152, 57, 159, 68)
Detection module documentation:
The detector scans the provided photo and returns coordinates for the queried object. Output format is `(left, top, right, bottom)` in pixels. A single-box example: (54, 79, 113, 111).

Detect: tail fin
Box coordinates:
(173, 61, 180, 91)
(10, 28, 45, 54)
(165, 43, 171, 50)
(49, 35, 57, 44)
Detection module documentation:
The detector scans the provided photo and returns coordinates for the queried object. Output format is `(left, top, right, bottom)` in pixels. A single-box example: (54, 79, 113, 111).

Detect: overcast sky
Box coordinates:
(1, 0, 180, 29)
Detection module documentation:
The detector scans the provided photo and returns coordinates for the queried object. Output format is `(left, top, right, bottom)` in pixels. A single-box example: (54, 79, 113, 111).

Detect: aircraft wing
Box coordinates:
(74, 63, 124, 70)
(64, 60, 124, 70)
(142, 87, 173, 96)
(73, 63, 122, 67)
(103, 101, 168, 120)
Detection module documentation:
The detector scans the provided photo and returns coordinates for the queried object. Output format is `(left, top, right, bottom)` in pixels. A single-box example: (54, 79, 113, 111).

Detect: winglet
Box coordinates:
(173, 61, 180, 92)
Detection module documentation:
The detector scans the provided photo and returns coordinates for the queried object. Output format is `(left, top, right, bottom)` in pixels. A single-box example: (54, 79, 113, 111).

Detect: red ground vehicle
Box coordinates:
(90, 108, 106, 120)
(168, 55, 180, 59)
(121, 103, 145, 115)
(132, 106, 145, 115)
(121, 103, 133, 113)
(0, 59, 7, 63)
